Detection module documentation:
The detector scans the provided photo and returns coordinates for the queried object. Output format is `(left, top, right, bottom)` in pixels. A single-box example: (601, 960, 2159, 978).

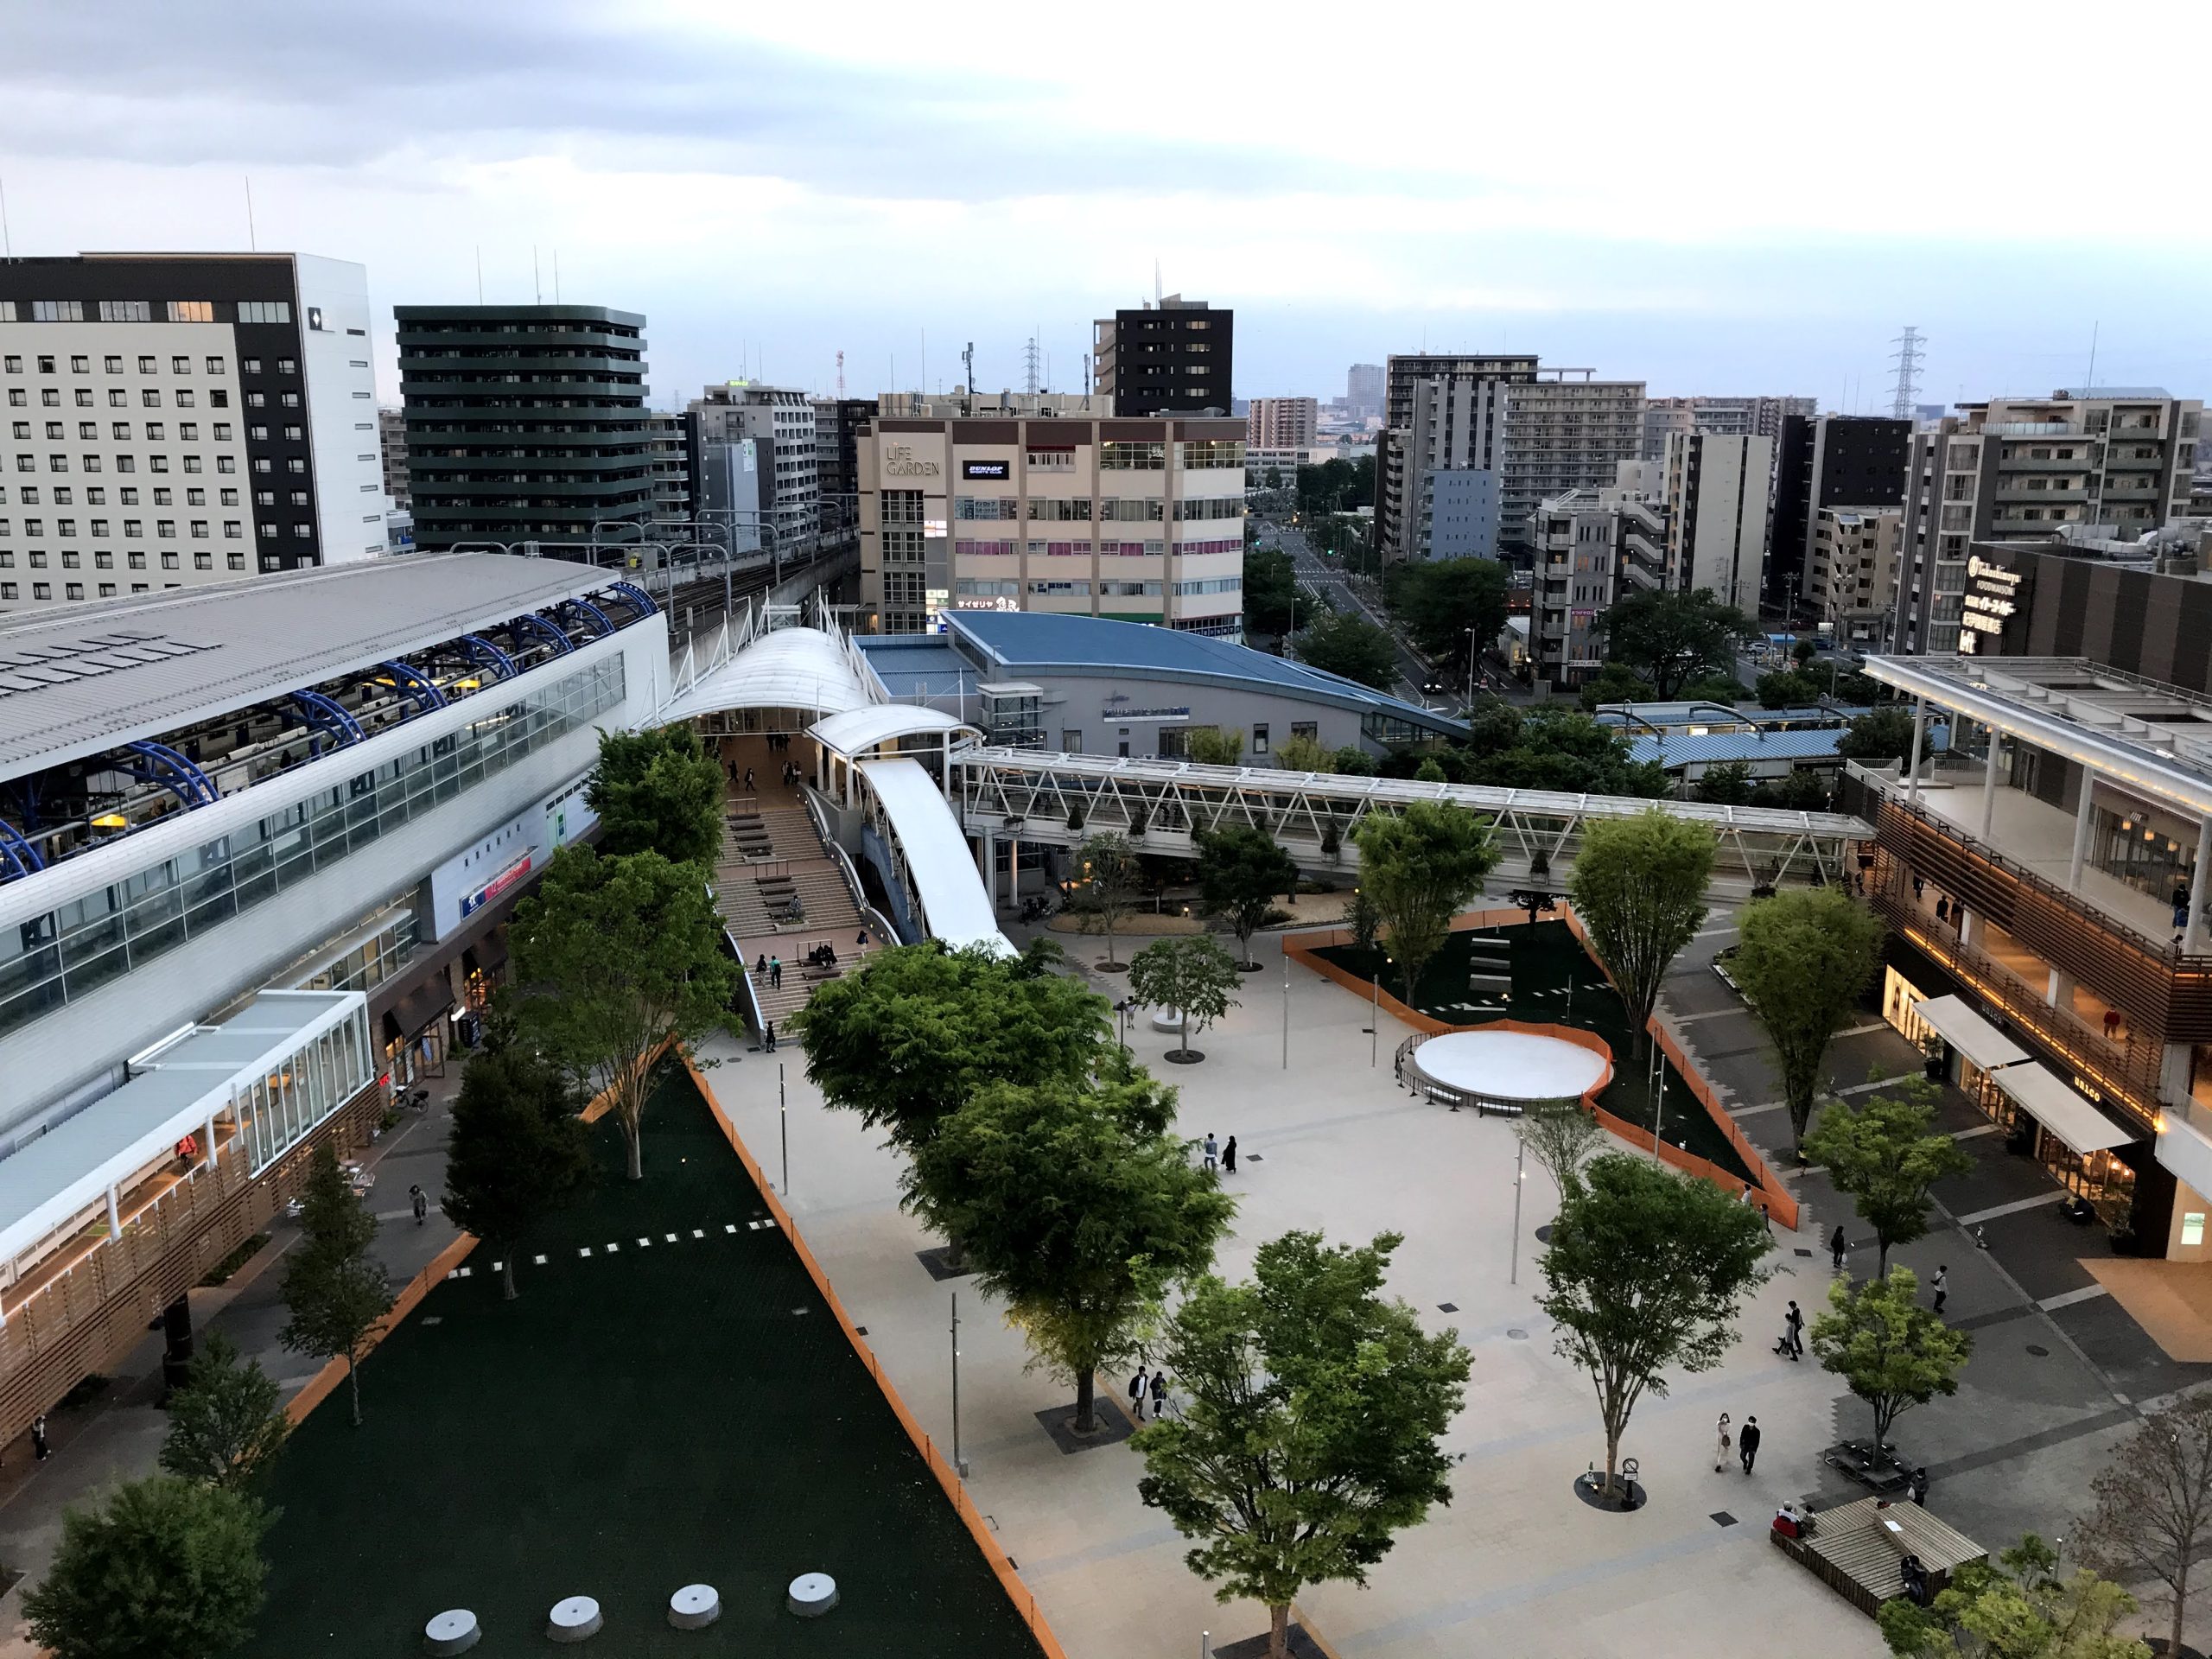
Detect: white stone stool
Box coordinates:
(786, 1573, 839, 1618)
(423, 1610, 480, 1656)
(668, 1584, 721, 1630)
(547, 1596, 603, 1643)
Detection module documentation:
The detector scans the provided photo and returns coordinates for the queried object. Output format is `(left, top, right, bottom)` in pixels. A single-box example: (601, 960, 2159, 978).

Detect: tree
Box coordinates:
(1756, 668, 1823, 709)
(1694, 760, 1756, 805)
(1537, 1154, 1773, 1498)
(24, 1477, 271, 1659)
(1187, 727, 1247, 767)
(1015, 932, 1071, 978)
(909, 1066, 1233, 1435)
(1071, 830, 1141, 969)
(1197, 825, 1300, 968)
(1749, 766, 1835, 813)
(2076, 1393, 2212, 1658)
(1811, 1268, 1972, 1455)
(1243, 544, 1299, 636)
(1515, 1101, 1609, 1200)
(1441, 702, 1674, 798)
(442, 1046, 596, 1299)
(1293, 607, 1398, 691)
(1732, 887, 1885, 1154)
(1347, 885, 1382, 952)
(1578, 661, 1658, 712)
(1135, 1231, 1471, 1659)
(1802, 1077, 1974, 1273)
(1793, 637, 1818, 665)
(508, 845, 737, 1179)
(1594, 588, 1757, 700)
(585, 724, 726, 866)
(158, 1332, 288, 1492)
(791, 942, 1111, 1154)
(1840, 706, 1919, 769)
(1569, 809, 1716, 1053)
(1274, 733, 1332, 774)
(1387, 558, 1510, 677)
(1878, 1535, 2146, 1659)
(278, 1145, 393, 1427)
(1331, 745, 1380, 777)
(1353, 801, 1497, 1006)
(1128, 934, 1243, 1062)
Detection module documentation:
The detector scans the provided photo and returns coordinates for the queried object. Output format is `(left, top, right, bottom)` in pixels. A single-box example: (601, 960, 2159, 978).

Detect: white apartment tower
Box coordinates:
(688, 382, 820, 550)
(1247, 397, 1318, 451)
(1662, 432, 1774, 611)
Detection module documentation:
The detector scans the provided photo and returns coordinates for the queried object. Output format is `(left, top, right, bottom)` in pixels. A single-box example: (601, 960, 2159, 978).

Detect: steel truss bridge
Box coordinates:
(948, 747, 1872, 894)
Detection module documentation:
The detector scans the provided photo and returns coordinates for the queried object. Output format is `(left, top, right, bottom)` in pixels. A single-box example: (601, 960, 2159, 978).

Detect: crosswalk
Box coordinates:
(444, 1217, 778, 1281)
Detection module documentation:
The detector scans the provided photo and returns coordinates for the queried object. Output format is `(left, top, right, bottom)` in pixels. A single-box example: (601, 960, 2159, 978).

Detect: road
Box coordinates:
(1264, 521, 1436, 704)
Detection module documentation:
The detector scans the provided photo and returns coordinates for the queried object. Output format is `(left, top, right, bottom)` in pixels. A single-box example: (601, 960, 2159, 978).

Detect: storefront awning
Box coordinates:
(1990, 1064, 2139, 1156)
(1912, 995, 2031, 1072)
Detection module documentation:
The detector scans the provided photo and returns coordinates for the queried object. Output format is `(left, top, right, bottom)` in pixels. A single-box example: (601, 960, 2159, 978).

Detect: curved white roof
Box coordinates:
(856, 756, 1014, 958)
(659, 627, 874, 725)
(811, 704, 978, 760)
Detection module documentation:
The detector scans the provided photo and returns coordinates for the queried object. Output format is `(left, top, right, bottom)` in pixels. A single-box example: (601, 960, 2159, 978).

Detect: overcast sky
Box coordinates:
(6, 0, 2209, 412)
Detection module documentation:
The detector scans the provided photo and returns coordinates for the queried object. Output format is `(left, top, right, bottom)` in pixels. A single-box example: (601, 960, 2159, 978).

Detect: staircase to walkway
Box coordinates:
(715, 791, 868, 1029)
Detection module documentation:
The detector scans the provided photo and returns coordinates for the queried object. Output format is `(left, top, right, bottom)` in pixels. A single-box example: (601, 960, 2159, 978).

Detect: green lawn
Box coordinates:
(1315, 919, 1755, 1183)
(243, 1069, 1042, 1659)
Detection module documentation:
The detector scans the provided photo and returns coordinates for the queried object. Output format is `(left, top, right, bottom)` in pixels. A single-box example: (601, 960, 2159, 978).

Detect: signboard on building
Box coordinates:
(963, 459, 1010, 480)
(1104, 706, 1192, 722)
(461, 854, 534, 918)
(1960, 554, 2030, 656)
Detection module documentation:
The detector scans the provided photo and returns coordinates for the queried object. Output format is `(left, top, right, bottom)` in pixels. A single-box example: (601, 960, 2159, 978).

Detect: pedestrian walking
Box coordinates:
(856, 929, 868, 949)
(743, 767, 755, 791)
(1739, 1184, 1752, 1205)
(1830, 1224, 1847, 1272)
(1909, 1465, 1930, 1507)
(765, 1021, 777, 1052)
(1222, 1135, 1237, 1174)
(1202, 1133, 1219, 1173)
(1150, 1370, 1167, 1419)
(1738, 1415, 1761, 1475)
(756, 952, 767, 976)
(769, 955, 782, 988)
(1713, 1411, 1732, 1473)
(1759, 1200, 1771, 1233)
(1787, 1300, 1805, 1358)
(1128, 1370, 1147, 1422)
(410, 1184, 428, 1226)
(1931, 1265, 1948, 1316)
(31, 1414, 48, 1462)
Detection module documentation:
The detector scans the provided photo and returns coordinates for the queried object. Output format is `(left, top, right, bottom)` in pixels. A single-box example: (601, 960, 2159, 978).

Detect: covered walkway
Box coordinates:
(855, 759, 1013, 957)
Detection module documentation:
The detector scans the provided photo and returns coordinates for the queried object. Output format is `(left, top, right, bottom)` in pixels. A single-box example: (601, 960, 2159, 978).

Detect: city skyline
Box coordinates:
(5, 1, 2209, 410)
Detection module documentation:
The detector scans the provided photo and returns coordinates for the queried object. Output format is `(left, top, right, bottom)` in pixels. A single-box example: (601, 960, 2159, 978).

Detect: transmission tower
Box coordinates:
(1889, 327, 1925, 420)
(1023, 331, 1041, 397)
(835, 349, 844, 397)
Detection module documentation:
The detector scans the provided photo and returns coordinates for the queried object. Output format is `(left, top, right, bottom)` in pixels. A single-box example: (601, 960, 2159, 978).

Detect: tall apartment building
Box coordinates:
(1376, 354, 1538, 563)
(1345, 363, 1383, 422)
(1807, 506, 1903, 645)
(857, 398, 1246, 636)
(0, 252, 385, 610)
(1662, 432, 1773, 612)
(1247, 397, 1318, 451)
(1091, 296, 1232, 416)
(645, 411, 690, 539)
(396, 304, 651, 556)
(1640, 395, 1816, 462)
(687, 382, 819, 551)
(378, 406, 410, 508)
(1497, 373, 1646, 555)
(1530, 460, 1665, 688)
(1771, 415, 1911, 612)
(1893, 390, 2203, 652)
(811, 397, 878, 543)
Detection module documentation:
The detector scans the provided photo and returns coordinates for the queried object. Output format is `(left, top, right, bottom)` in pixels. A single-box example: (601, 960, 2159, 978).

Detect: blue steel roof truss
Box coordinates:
(119, 740, 219, 810)
(506, 613, 574, 656)
(372, 660, 448, 716)
(0, 817, 44, 878)
(458, 633, 518, 683)
(288, 690, 365, 758)
(607, 581, 658, 620)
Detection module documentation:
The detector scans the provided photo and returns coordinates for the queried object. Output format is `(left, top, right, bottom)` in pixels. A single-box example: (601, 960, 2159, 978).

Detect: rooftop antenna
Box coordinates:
(1023, 331, 1040, 397)
(1154, 258, 1162, 304)
(553, 249, 561, 304)
(2, 174, 14, 258)
(836, 348, 845, 397)
(961, 340, 976, 415)
(244, 175, 257, 251)
(2085, 321, 2100, 391)
(475, 245, 483, 304)
(532, 245, 541, 305)
(1889, 326, 1924, 420)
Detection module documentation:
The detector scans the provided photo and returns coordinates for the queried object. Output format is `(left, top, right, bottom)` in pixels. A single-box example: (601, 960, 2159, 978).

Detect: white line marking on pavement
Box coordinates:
(1951, 1123, 2002, 1141)
(665, 1232, 678, 1243)
(1735, 1077, 1908, 1116)
(692, 1229, 705, 1238)
(1956, 1191, 2069, 1226)
(2038, 1284, 2112, 1313)
(1672, 1007, 1749, 1026)
(578, 1246, 593, 1257)
(607, 1242, 620, 1252)
(638, 1236, 651, 1247)
(725, 1224, 738, 1233)
(375, 1205, 442, 1221)
(1835, 1021, 1890, 1039)
(1694, 925, 1740, 940)
(1730, 1101, 1792, 1118)
(533, 1254, 547, 1265)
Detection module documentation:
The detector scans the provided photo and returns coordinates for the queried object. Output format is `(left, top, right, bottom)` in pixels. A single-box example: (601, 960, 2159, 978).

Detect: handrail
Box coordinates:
(801, 790, 901, 947)
(723, 926, 767, 1035)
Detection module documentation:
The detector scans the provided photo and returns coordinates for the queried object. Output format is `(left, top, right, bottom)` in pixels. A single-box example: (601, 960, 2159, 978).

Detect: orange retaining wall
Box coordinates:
(1285, 906, 1799, 1230)
(678, 1050, 1071, 1659)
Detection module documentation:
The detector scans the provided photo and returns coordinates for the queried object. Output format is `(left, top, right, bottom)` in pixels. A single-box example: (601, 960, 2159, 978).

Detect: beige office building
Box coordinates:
(858, 398, 1247, 635)
(1247, 397, 1318, 451)
(1808, 505, 1903, 646)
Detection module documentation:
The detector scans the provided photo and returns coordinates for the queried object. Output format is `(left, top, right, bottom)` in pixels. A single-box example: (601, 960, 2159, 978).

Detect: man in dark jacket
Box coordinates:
(1738, 1415, 1761, 1475)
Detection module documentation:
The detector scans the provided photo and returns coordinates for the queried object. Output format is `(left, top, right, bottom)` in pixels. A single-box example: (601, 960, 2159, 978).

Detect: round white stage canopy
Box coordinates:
(1408, 1029, 1608, 1115)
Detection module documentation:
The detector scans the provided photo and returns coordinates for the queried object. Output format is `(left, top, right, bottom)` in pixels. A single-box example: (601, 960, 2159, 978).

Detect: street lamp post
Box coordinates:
(1510, 1140, 1526, 1285)
(950, 1291, 969, 1478)
(1465, 626, 1478, 714)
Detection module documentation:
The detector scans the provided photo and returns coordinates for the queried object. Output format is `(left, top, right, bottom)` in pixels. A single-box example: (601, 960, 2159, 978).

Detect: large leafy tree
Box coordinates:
(1595, 588, 1757, 700)
(1386, 557, 1511, 678)
(1273, 733, 1333, 775)
(1537, 1153, 1773, 1498)
(1430, 702, 1673, 798)
(24, 1477, 272, 1659)
(1514, 1101, 1609, 1201)
(442, 1046, 596, 1299)
(1197, 824, 1300, 968)
(1731, 887, 1885, 1155)
(1811, 1268, 1972, 1457)
(1569, 809, 1716, 1053)
(789, 942, 1112, 1154)
(278, 1145, 394, 1427)
(1072, 831, 1142, 969)
(1293, 608, 1398, 691)
(1693, 760, 1756, 805)
(508, 845, 737, 1179)
(158, 1332, 289, 1492)
(1128, 934, 1243, 1063)
(1756, 668, 1824, 709)
(1135, 1231, 1471, 1659)
(1878, 1535, 2146, 1659)
(1352, 800, 1497, 1006)
(585, 724, 726, 866)
(1802, 1077, 1974, 1274)
(1577, 661, 1658, 713)
(1187, 727, 1248, 767)
(2076, 1393, 2212, 1659)
(908, 1064, 1233, 1435)
(1840, 706, 1920, 769)
(1243, 543, 1299, 636)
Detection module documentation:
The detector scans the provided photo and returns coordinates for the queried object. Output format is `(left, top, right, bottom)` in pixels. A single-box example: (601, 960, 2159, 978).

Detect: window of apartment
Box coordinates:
(243, 357, 262, 374)
(93, 551, 111, 569)
(30, 582, 48, 599)
(215, 456, 235, 474)
(1290, 722, 1319, 744)
(277, 359, 297, 375)
(107, 390, 125, 408)
(281, 423, 302, 441)
(166, 302, 213, 323)
(290, 524, 311, 539)
(160, 551, 179, 569)
(1100, 442, 1166, 470)
(1, 357, 17, 374)
(140, 389, 162, 408)
(245, 391, 266, 409)
(1250, 724, 1269, 755)
(30, 302, 83, 322)
(39, 390, 57, 407)
(152, 488, 170, 505)
(205, 356, 225, 375)
(285, 458, 304, 474)
(127, 551, 145, 569)
(213, 423, 231, 442)
(175, 390, 196, 409)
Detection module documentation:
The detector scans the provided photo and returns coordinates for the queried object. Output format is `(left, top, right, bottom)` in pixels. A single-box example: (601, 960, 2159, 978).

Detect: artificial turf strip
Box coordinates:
(243, 1068, 1045, 1659)
(1314, 920, 1757, 1184)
